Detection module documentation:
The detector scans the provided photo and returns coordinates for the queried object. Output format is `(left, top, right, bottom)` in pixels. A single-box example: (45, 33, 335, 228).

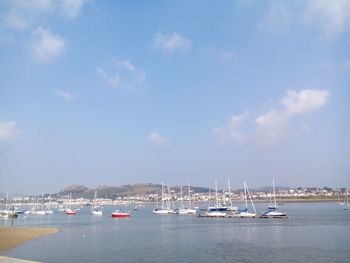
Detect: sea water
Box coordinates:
(1, 202, 349, 263)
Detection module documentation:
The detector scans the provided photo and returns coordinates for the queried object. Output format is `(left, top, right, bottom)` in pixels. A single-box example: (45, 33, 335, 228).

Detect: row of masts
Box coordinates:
(154, 183, 196, 214)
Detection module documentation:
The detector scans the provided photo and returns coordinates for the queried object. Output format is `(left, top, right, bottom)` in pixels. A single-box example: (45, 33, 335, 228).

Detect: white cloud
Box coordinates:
(54, 89, 73, 100)
(97, 60, 146, 90)
(154, 32, 191, 53)
(215, 89, 330, 145)
(257, 0, 350, 38)
(255, 89, 330, 144)
(257, 1, 291, 34)
(4, 0, 54, 15)
(59, 0, 88, 19)
(0, 121, 20, 140)
(255, 109, 290, 145)
(1, 11, 28, 31)
(30, 27, 66, 62)
(305, 0, 350, 37)
(0, 0, 87, 33)
(148, 132, 166, 144)
(280, 89, 330, 116)
(213, 112, 249, 143)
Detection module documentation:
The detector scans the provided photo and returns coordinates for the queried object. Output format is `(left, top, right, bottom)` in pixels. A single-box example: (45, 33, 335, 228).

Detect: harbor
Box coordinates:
(0, 202, 349, 263)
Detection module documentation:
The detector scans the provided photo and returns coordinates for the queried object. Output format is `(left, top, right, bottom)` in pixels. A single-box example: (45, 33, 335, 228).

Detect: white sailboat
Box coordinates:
(153, 182, 175, 214)
(91, 190, 103, 215)
(261, 180, 287, 218)
(202, 180, 226, 217)
(227, 179, 238, 212)
(208, 180, 227, 212)
(178, 185, 196, 215)
(234, 181, 256, 218)
(66, 193, 77, 215)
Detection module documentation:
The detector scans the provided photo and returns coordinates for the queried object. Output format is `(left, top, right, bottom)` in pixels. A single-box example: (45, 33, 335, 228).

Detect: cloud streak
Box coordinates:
(148, 132, 167, 144)
(54, 90, 73, 100)
(0, 121, 20, 141)
(213, 112, 249, 143)
(154, 32, 191, 53)
(214, 89, 330, 145)
(0, 0, 87, 31)
(30, 27, 66, 62)
(305, 0, 350, 37)
(258, 0, 350, 38)
(97, 60, 146, 90)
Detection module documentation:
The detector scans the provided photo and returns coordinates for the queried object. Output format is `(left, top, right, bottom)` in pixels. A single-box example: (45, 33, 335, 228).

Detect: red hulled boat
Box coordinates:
(112, 210, 131, 218)
(65, 209, 77, 215)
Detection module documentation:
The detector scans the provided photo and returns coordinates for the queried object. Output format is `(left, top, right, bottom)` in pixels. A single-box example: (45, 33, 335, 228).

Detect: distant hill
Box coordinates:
(55, 183, 211, 199)
(54, 183, 292, 199)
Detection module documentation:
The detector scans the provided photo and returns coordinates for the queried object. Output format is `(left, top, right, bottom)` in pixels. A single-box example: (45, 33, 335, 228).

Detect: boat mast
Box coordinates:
(208, 187, 211, 205)
(188, 184, 192, 209)
(273, 179, 277, 209)
(222, 189, 226, 206)
(244, 181, 248, 209)
(215, 180, 219, 207)
(161, 182, 165, 209)
(180, 186, 183, 209)
(168, 186, 174, 209)
(245, 182, 256, 213)
(228, 179, 233, 208)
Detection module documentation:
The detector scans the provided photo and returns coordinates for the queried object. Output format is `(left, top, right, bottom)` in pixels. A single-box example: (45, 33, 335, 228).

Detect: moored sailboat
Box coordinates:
(153, 182, 175, 214)
(234, 181, 256, 218)
(66, 193, 77, 215)
(91, 190, 103, 215)
(177, 185, 197, 215)
(208, 180, 228, 212)
(260, 180, 288, 218)
(227, 179, 238, 212)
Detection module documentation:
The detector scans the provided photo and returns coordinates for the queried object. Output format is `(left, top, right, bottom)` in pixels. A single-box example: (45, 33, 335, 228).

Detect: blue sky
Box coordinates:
(0, 0, 349, 193)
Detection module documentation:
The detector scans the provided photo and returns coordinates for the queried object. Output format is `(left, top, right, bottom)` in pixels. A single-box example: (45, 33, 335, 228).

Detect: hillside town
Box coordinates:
(1, 185, 348, 209)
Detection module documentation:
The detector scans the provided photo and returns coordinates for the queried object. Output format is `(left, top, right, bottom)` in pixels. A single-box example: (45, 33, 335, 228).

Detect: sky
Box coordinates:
(0, 0, 349, 194)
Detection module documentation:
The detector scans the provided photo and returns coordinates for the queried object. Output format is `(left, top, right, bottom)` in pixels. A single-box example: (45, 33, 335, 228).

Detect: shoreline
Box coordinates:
(0, 227, 59, 252)
(146, 198, 342, 204)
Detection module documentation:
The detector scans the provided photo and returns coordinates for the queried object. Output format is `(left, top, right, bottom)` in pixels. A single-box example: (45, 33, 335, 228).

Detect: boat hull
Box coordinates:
(112, 213, 130, 218)
(65, 209, 76, 215)
(234, 212, 256, 218)
(153, 209, 175, 214)
(91, 210, 103, 216)
(198, 211, 226, 218)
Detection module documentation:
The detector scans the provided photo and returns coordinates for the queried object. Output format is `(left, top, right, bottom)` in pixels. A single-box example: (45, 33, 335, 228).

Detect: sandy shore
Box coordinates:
(0, 256, 41, 262)
(0, 227, 59, 252)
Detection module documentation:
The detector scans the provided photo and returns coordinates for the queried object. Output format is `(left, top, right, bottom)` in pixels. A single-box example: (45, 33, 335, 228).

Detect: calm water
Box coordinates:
(1, 202, 349, 263)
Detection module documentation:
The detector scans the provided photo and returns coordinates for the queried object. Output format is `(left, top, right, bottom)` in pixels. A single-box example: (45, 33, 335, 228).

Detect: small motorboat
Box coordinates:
(91, 208, 103, 216)
(112, 210, 131, 218)
(65, 209, 77, 215)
